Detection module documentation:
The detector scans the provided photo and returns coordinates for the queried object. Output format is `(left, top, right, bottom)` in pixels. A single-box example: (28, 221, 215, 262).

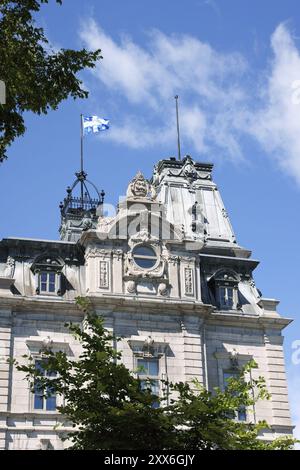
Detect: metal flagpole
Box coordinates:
(80, 113, 84, 206)
(174, 95, 181, 161)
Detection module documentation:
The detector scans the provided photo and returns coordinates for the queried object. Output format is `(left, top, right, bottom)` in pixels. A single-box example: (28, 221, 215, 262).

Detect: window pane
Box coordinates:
(140, 380, 160, 408)
(134, 257, 156, 268)
(35, 361, 45, 375)
(223, 371, 237, 385)
(220, 287, 234, 308)
(34, 361, 57, 411)
(133, 245, 157, 269)
(227, 288, 233, 301)
(40, 282, 48, 292)
(148, 360, 159, 376)
(226, 288, 234, 307)
(137, 359, 159, 376)
(238, 406, 247, 421)
(39, 272, 56, 293)
(137, 359, 148, 373)
(220, 287, 225, 304)
(223, 371, 246, 421)
(48, 281, 56, 293)
(134, 246, 156, 257)
(34, 394, 44, 410)
(46, 394, 56, 411)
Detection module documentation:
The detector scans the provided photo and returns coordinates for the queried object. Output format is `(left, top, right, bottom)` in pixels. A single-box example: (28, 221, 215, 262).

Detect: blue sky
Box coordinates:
(0, 0, 299, 441)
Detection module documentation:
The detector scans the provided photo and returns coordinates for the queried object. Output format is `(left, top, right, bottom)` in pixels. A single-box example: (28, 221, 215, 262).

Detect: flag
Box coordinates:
(83, 115, 110, 135)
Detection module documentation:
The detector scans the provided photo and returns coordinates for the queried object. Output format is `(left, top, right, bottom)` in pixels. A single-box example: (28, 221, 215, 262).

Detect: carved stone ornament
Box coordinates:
(158, 282, 168, 296)
(81, 214, 93, 231)
(127, 280, 136, 294)
(126, 171, 157, 200)
(112, 249, 123, 261)
(183, 162, 199, 182)
(42, 336, 54, 351)
(229, 349, 239, 370)
(86, 248, 111, 259)
(167, 255, 180, 266)
(99, 261, 109, 288)
(168, 157, 200, 183)
(184, 267, 194, 295)
(129, 229, 159, 246)
(4, 256, 15, 278)
(125, 248, 165, 279)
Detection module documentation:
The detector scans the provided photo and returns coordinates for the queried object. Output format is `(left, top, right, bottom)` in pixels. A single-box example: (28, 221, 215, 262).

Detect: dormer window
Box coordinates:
(219, 286, 234, 309)
(208, 269, 239, 311)
(31, 256, 63, 296)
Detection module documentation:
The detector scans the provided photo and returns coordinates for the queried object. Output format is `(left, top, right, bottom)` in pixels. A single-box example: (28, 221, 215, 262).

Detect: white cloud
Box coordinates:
(79, 19, 247, 159)
(247, 24, 300, 184)
(80, 20, 300, 185)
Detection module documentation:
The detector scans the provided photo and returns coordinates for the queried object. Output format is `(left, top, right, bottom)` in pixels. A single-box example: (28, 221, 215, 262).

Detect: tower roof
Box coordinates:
(59, 171, 105, 242)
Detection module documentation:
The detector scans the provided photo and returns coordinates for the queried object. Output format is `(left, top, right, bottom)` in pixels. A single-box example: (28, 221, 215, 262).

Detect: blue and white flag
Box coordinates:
(83, 115, 110, 135)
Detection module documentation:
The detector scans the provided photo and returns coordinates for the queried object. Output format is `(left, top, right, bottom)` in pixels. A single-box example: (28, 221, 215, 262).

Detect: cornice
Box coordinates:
(0, 294, 292, 331)
(208, 311, 292, 330)
(0, 295, 81, 315)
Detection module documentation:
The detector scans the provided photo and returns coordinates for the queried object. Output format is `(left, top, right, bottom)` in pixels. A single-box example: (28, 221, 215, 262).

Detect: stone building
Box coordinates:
(0, 155, 293, 449)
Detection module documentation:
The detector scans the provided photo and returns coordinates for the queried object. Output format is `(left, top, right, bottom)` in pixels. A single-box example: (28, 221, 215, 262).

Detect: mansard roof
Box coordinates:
(0, 237, 83, 264)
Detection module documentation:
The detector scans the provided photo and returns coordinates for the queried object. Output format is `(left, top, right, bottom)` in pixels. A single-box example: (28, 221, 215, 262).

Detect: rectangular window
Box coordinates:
(39, 272, 57, 294)
(223, 371, 246, 422)
(137, 358, 160, 408)
(34, 360, 57, 411)
(219, 286, 234, 309)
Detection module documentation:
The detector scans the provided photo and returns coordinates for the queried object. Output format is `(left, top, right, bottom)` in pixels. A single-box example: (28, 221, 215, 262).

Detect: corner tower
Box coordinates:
(59, 170, 105, 242)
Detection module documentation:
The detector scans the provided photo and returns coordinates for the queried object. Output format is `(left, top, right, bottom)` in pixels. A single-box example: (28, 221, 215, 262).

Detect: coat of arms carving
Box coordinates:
(126, 171, 157, 200)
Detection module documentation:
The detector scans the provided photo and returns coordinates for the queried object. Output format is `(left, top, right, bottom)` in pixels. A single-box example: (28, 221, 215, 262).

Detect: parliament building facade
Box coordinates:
(0, 155, 293, 449)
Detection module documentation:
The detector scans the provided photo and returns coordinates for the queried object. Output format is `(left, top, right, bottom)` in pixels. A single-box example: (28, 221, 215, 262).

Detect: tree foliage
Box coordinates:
(0, 0, 102, 161)
(13, 297, 297, 450)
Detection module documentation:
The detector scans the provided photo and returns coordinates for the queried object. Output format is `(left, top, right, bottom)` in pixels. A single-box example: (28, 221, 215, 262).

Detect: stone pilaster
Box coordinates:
(0, 310, 12, 449)
(181, 316, 204, 385)
(264, 331, 292, 428)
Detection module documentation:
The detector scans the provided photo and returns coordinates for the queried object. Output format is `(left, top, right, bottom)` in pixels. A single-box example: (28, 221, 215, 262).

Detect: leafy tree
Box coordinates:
(13, 297, 297, 450)
(0, 0, 102, 162)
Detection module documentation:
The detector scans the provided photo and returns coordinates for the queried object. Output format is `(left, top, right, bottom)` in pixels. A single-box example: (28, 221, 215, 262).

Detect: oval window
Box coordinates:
(132, 245, 157, 269)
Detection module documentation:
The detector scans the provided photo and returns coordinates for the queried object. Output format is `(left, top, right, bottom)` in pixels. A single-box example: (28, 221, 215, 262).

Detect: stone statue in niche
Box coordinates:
(4, 256, 15, 278)
(126, 171, 157, 200)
